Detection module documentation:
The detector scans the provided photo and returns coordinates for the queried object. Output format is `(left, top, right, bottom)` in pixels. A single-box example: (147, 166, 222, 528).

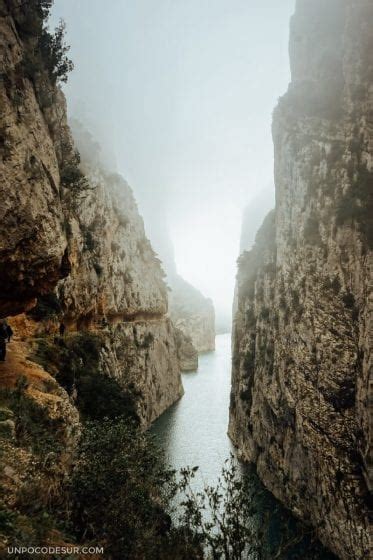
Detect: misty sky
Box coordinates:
(51, 0, 295, 320)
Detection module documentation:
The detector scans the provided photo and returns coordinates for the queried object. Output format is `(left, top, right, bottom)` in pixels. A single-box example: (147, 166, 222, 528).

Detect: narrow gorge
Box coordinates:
(0, 0, 371, 559)
(230, 1, 372, 559)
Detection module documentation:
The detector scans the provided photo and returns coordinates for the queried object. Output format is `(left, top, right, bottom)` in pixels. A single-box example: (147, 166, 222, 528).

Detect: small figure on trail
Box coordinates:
(0, 321, 8, 362)
(59, 322, 66, 337)
(6, 323, 13, 343)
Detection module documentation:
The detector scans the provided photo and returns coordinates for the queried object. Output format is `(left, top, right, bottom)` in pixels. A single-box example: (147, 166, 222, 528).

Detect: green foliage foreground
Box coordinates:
(68, 418, 335, 560)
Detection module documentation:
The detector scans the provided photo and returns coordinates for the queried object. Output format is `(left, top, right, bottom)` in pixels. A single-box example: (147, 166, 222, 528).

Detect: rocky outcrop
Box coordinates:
(54, 161, 183, 425)
(229, 1, 372, 559)
(0, 1, 183, 430)
(169, 274, 215, 354)
(0, 1, 69, 316)
(0, 1, 184, 548)
(174, 327, 199, 372)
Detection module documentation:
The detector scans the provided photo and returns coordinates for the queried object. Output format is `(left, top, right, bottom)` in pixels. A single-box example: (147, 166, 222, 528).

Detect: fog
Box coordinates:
(51, 0, 295, 321)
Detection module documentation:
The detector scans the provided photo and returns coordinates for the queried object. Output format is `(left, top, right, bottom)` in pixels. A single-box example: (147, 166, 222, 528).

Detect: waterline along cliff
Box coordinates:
(229, 1, 372, 559)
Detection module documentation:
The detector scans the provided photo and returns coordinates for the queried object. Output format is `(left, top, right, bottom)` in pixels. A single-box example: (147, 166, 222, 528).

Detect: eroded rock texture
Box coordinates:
(0, 0, 182, 428)
(56, 162, 183, 426)
(229, 1, 372, 559)
(0, 1, 69, 316)
(174, 327, 199, 372)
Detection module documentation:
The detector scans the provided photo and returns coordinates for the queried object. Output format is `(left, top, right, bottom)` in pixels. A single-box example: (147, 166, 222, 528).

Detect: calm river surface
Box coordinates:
(152, 332, 233, 487)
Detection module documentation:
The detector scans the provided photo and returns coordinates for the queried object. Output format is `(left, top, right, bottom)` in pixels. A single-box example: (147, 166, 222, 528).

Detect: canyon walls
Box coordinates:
(229, 1, 372, 559)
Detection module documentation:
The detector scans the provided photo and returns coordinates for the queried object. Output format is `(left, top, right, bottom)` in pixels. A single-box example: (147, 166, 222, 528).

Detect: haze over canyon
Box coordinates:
(0, 1, 371, 559)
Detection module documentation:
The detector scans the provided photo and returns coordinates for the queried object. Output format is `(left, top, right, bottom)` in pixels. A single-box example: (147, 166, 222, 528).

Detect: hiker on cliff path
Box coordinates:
(6, 323, 13, 343)
(0, 321, 8, 361)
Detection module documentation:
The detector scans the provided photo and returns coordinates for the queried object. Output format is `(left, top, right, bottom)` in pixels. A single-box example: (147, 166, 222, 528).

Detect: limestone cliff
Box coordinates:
(169, 274, 215, 354)
(229, 1, 372, 559)
(0, 0, 182, 430)
(55, 160, 183, 426)
(174, 327, 199, 372)
(0, 1, 69, 317)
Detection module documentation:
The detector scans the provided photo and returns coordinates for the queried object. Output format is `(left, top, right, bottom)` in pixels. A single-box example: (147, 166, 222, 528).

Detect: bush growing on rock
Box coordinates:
(39, 20, 73, 84)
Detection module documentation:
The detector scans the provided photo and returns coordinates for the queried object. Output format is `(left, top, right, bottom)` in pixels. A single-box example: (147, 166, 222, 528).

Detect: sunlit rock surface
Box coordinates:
(229, 1, 372, 559)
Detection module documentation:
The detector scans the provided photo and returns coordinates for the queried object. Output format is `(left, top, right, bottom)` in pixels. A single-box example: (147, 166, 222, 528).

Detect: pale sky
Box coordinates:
(51, 0, 295, 320)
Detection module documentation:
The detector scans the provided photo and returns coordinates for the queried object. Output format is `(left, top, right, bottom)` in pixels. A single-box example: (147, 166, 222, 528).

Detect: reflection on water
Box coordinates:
(151, 333, 335, 559)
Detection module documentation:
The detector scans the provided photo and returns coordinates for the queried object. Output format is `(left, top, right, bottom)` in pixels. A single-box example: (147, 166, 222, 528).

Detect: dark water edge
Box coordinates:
(151, 334, 336, 560)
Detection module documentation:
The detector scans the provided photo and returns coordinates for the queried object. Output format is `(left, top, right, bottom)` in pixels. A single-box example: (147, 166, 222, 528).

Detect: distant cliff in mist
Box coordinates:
(239, 188, 275, 254)
(230, 1, 372, 559)
(168, 273, 215, 354)
(140, 220, 216, 369)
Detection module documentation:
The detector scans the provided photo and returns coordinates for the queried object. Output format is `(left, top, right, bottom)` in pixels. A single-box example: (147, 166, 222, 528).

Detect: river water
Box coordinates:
(151, 333, 335, 559)
(152, 332, 233, 487)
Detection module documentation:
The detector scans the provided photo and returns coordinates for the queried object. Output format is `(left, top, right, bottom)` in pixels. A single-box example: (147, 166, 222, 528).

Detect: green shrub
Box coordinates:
(82, 228, 97, 252)
(243, 348, 255, 379)
(177, 458, 335, 560)
(245, 308, 256, 329)
(76, 373, 139, 422)
(342, 291, 355, 309)
(33, 333, 139, 423)
(39, 20, 73, 84)
(259, 307, 270, 321)
(331, 276, 341, 294)
(60, 149, 90, 201)
(14, 1, 53, 38)
(0, 380, 62, 456)
(70, 418, 177, 559)
(240, 389, 252, 402)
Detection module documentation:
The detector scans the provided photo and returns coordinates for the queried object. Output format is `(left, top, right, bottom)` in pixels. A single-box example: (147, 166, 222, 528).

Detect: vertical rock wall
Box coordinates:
(229, 1, 372, 559)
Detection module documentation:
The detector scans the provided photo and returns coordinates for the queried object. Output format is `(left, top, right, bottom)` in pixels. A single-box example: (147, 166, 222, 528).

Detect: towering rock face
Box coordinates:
(229, 1, 372, 559)
(56, 162, 183, 426)
(0, 2, 68, 316)
(0, 0, 182, 428)
(0, 4, 182, 549)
